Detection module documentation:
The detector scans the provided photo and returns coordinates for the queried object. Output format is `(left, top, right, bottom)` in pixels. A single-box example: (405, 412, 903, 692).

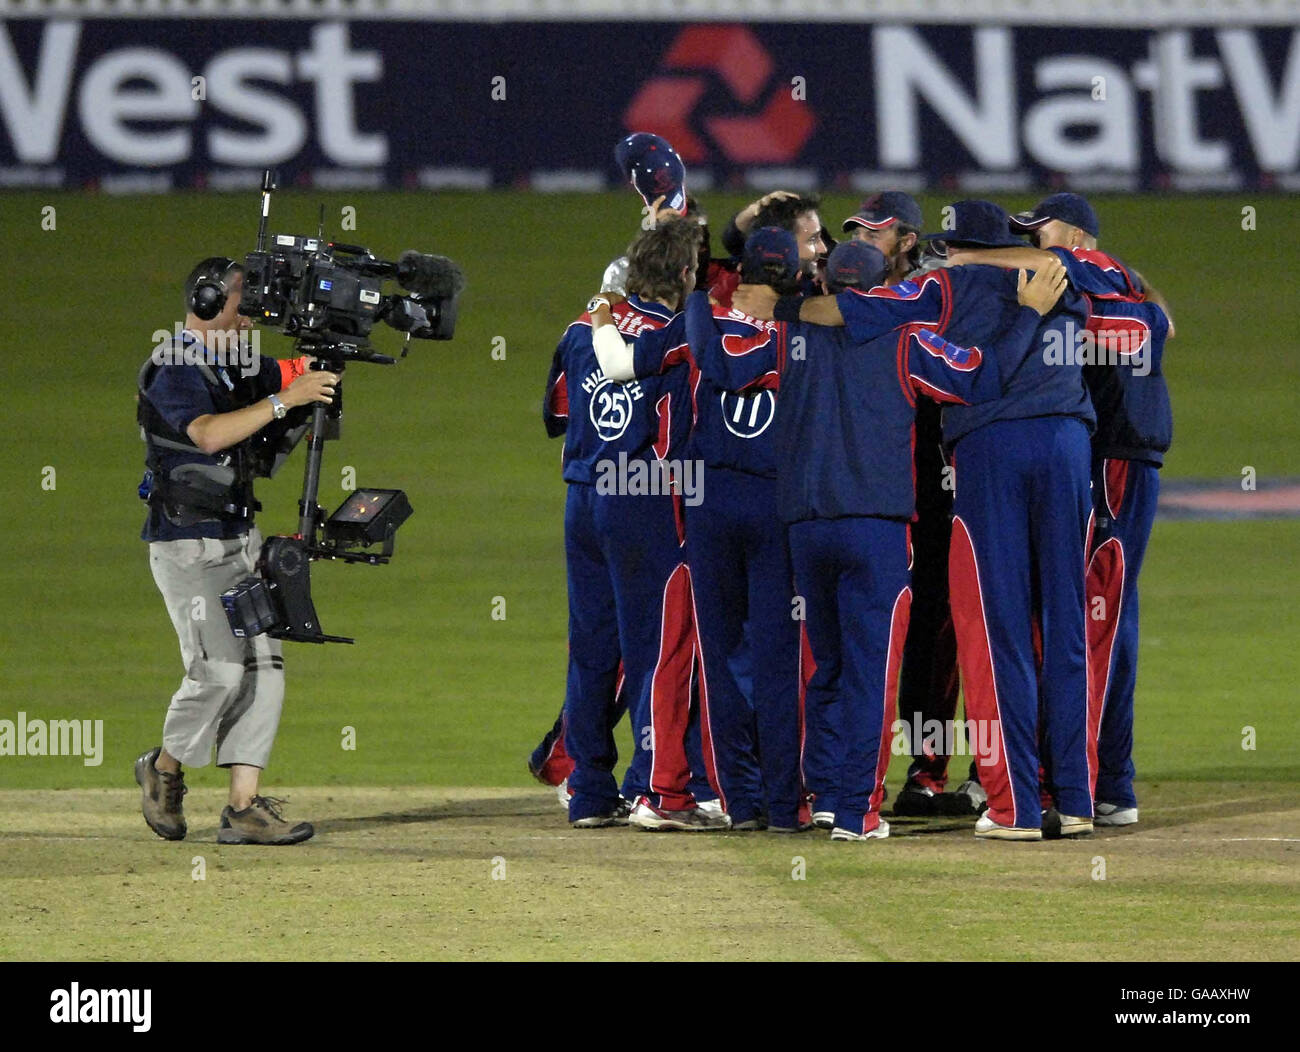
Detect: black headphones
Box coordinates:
(186, 256, 237, 321)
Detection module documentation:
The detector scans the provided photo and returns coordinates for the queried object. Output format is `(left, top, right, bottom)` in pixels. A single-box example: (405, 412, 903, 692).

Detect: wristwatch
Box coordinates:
(587, 295, 613, 315)
(268, 393, 288, 420)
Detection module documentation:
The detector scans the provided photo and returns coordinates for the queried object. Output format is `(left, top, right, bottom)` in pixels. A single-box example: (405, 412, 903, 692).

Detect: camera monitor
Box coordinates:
(323, 488, 413, 549)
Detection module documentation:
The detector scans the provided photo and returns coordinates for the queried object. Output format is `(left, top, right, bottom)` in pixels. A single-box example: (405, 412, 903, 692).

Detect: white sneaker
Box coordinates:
(974, 814, 1042, 841)
(571, 798, 631, 828)
(1094, 802, 1138, 826)
(812, 811, 835, 830)
(1045, 806, 1097, 832)
(555, 778, 571, 809)
(628, 798, 731, 832)
(1058, 813, 1094, 837)
(830, 819, 890, 841)
(695, 798, 726, 819)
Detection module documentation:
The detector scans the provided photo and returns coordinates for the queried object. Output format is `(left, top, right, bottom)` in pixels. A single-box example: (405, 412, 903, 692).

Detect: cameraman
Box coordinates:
(135, 256, 336, 846)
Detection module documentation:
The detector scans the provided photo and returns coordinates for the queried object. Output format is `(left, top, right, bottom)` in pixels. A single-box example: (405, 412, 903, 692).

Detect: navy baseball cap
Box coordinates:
(842, 191, 924, 233)
(825, 240, 888, 291)
(923, 200, 1023, 248)
(1009, 192, 1100, 238)
(614, 132, 687, 213)
(742, 226, 800, 283)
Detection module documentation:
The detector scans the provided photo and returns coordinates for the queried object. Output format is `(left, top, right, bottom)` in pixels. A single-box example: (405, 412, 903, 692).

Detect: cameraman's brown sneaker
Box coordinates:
(218, 796, 314, 845)
(134, 746, 187, 841)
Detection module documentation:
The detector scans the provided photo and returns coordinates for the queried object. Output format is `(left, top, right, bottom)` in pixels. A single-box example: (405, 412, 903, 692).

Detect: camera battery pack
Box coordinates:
(221, 576, 281, 638)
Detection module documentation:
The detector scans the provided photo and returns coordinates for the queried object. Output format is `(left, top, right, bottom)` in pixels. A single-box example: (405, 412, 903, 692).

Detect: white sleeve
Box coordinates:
(592, 323, 636, 382)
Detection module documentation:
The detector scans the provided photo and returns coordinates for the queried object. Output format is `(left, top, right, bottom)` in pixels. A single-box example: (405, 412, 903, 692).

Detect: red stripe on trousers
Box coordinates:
(649, 562, 696, 809)
(686, 566, 725, 806)
(866, 586, 912, 831)
(544, 658, 627, 785)
(1085, 537, 1125, 796)
(948, 516, 1017, 827)
(1105, 458, 1129, 520)
(797, 622, 815, 796)
(538, 729, 573, 785)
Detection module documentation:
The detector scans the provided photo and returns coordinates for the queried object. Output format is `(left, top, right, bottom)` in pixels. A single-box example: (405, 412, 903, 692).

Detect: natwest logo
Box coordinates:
(623, 26, 816, 165)
(0, 21, 386, 168)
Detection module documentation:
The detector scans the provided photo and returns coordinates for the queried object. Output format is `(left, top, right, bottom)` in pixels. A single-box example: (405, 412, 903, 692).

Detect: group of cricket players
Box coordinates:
(531, 132, 1172, 842)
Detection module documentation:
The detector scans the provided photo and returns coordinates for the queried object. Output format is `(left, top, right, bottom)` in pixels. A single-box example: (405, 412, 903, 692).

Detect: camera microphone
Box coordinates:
(397, 251, 466, 301)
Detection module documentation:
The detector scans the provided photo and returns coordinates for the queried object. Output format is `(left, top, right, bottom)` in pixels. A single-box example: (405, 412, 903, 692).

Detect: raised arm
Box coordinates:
(835, 274, 948, 342)
(186, 367, 337, 455)
(721, 190, 802, 257)
(731, 283, 846, 327)
(950, 244, 1142, 302)
(946, 246, 1057, 272)
(588, 293, 688, 381)
(905, 262, 1066, 405)
(687, 291, 781, 393)
(589, 295, 636, 381)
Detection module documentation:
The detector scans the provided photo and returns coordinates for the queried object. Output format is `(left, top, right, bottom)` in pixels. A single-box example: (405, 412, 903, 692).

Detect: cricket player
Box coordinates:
(528, 140, 723, 812)
(1078, 294, 1172, 825)
(543, 218, 728, 831)
(527, 133, 688, 805)
(842, 192, 981, 817)
(948, 193, 1173, 827)
(677, 227, 808, 832)
(714, 191, 837, 824)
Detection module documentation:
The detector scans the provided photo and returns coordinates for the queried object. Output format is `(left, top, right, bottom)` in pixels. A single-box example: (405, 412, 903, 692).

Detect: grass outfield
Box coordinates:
(2, 784, 1296, 961)
(1, 191, 1297, 960)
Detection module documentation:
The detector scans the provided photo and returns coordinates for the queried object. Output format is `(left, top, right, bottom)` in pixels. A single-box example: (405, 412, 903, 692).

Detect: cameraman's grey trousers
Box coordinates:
(149, 528, 284, 769)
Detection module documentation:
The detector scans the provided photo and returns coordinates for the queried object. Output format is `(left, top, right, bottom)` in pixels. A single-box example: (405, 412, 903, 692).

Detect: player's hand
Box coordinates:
(1017, 259, 1068, 316)
(643, 195, 684, 230)
(737, 190, 799, 233)
(593, 292, 626, 311)
(732, 283, 780, 321)
(946, 247, 974, 266)
(283, 369, 339, 407)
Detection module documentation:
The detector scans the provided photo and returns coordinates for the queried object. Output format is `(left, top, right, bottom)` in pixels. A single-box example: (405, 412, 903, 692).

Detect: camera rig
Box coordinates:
(220, 170, 463, 645)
